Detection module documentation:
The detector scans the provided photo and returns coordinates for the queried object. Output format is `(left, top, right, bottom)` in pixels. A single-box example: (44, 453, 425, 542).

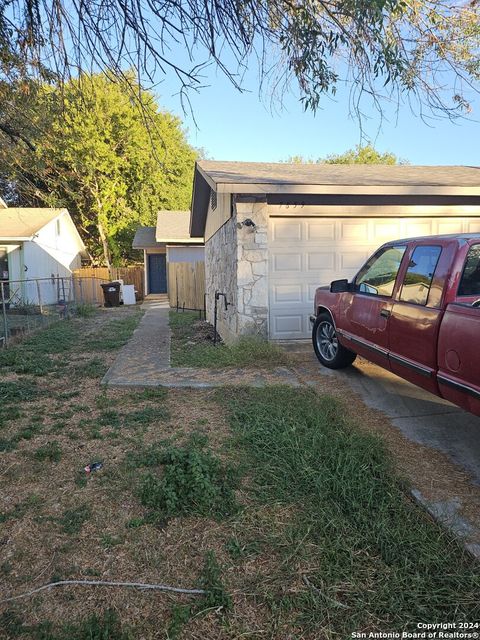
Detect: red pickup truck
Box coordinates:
(311, 234, 480, 417)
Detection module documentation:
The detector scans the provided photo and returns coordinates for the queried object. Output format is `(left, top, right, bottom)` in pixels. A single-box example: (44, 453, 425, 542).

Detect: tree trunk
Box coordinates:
(97, 219, 112, 271)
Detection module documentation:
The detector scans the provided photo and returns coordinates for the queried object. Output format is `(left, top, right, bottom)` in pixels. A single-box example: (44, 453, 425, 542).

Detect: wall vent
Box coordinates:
(210, 189, 217, 211)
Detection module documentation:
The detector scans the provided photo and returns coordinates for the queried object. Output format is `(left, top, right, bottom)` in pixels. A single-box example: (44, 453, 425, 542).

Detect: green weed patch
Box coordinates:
(0, 380, 40, 403)
(34, 440, 62, 463)
(0, 321, 79, 376)
(86, 315, 142, 351)
(57, 504, 91, 534)
(219, 386, 480, 633)
(123, 405, 170, 426)
(132, 440, 238, 520)
(72, 357, 108, 378)
(169, 310, 288, 368)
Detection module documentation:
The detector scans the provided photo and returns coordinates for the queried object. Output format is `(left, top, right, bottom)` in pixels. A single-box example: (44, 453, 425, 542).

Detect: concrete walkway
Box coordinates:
(102, 298, 171, 386)
(102, 300, 300, 388)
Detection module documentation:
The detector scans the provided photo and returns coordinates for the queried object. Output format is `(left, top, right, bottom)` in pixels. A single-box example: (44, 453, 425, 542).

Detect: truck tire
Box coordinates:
(312, 312, 357, 369)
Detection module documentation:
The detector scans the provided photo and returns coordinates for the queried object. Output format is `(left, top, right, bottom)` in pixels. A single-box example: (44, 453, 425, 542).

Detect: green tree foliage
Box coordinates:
(286, 145, 405, 165)
(0, 74, 197, 265)
(323, 145, 404, 165)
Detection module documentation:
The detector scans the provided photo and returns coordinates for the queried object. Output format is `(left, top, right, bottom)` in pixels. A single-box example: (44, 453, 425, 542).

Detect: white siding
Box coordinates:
(21, 212, 85, 304)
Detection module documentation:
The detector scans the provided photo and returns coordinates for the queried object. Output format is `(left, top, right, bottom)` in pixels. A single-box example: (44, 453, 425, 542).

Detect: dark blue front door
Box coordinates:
(148, 253, 167, 294)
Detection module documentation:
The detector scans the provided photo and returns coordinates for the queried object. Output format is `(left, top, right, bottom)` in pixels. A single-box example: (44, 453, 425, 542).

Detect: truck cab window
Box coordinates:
(355, 246, 406, 297)
(400, 245, 442, 306)
(458, 244, 480, 297)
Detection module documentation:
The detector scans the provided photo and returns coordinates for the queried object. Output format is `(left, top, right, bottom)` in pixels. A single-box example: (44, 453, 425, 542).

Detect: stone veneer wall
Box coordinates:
(205, 199, 269, 343)
(205, 215, 238, 343)
(235, 201, 269, 339)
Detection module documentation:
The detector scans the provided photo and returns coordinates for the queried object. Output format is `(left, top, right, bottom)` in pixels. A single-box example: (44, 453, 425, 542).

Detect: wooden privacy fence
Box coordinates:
(168, 261, 205, 311)
(72, 266, 145, 304)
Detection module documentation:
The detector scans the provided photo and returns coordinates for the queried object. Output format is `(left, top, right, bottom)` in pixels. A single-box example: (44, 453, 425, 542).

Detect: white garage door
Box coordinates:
(268, 216, 480, 340)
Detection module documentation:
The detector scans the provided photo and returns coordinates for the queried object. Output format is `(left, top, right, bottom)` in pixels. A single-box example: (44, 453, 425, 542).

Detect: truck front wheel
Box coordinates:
(312, 313, 357, 369)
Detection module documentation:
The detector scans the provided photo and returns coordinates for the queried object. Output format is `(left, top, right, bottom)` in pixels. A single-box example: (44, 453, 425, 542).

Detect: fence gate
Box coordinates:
(167, 261, 205, 311)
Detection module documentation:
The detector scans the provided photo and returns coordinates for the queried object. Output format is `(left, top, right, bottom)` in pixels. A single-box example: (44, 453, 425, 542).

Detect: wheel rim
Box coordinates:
(316, 320, 338, 361)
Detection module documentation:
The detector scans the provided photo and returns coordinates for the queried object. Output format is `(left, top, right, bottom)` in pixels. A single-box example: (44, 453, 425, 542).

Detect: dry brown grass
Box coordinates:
(2, 316, 479, 639)
(0, 311, 303, 638)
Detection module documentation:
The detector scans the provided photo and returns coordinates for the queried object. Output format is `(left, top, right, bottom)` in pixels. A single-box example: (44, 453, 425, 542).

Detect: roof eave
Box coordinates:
(156, 238, 204, 244)
(214, 183, 480, 196)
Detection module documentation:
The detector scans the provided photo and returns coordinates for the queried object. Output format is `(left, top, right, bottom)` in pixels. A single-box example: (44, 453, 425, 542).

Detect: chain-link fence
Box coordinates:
(0, 276, 109, 347)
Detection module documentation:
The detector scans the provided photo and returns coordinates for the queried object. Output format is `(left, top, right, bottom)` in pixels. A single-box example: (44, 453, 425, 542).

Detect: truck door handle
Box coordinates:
(380, 309, 391, 318)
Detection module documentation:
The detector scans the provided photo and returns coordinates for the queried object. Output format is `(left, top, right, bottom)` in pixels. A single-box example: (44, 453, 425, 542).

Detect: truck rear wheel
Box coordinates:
(312, 313, 357, 369)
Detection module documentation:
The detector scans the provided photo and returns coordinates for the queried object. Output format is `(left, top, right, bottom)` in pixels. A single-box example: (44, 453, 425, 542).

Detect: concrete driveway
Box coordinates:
(287, 342, 480, 556)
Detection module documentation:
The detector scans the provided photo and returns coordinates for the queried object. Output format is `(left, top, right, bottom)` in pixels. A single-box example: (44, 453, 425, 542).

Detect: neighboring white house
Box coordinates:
(0, 207, 88, 305)
(190, 161, 480, 342)
(133, 210, 204, 296)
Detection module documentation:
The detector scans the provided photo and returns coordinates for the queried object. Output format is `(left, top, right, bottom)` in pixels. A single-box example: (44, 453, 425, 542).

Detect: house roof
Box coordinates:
(197, 161, 480, 189)
(156, 210, 203, 244)
(0, 208, 68, 240)
(190, 161, 480, 237)
(132, 227, 161, 250)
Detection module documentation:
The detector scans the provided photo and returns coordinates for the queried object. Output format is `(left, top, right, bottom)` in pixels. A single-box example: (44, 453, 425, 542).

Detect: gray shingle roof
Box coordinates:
(197, 161, 480, 188)
(132, 227, 159, 249)
(156, 210, 203, 244)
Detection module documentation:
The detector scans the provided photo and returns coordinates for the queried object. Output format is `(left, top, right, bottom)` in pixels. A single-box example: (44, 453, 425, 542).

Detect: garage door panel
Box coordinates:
(307, 252, 335, 270)
(269, 216, 480, 340)
(403, 221, 433, 237)
(273, 314, 304, 335)
(272, 283, 303, 304)
(437, 220, 465, 235)
(272, 220, 302, 241)
(372, 221, 402, 240)
(466, 221, 480, 233)
(273, 253, 302, 271)
(340, 221, 369, 241)
(339, 250, 371, 269)
(307, 221, 336, 240)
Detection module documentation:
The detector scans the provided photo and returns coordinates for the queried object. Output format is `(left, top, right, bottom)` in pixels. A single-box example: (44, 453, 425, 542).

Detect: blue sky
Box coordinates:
(155, 57, 479, 166)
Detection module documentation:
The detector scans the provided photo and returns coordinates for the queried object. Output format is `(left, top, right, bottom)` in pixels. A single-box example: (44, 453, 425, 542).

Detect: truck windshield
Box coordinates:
(458, 244, 480, 297)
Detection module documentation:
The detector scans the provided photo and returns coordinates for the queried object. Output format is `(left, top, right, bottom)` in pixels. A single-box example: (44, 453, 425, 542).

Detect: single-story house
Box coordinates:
(133, 210, 204, 296)
(0, 206, 88, 305)
(190, 161, 480, 342)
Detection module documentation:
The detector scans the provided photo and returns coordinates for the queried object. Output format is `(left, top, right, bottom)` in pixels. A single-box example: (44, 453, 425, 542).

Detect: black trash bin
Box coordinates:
(101, 282, 121, 307)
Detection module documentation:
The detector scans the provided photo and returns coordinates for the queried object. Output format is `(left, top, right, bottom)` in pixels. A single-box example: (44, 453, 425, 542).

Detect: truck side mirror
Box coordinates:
(330, 279, 350, 293)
